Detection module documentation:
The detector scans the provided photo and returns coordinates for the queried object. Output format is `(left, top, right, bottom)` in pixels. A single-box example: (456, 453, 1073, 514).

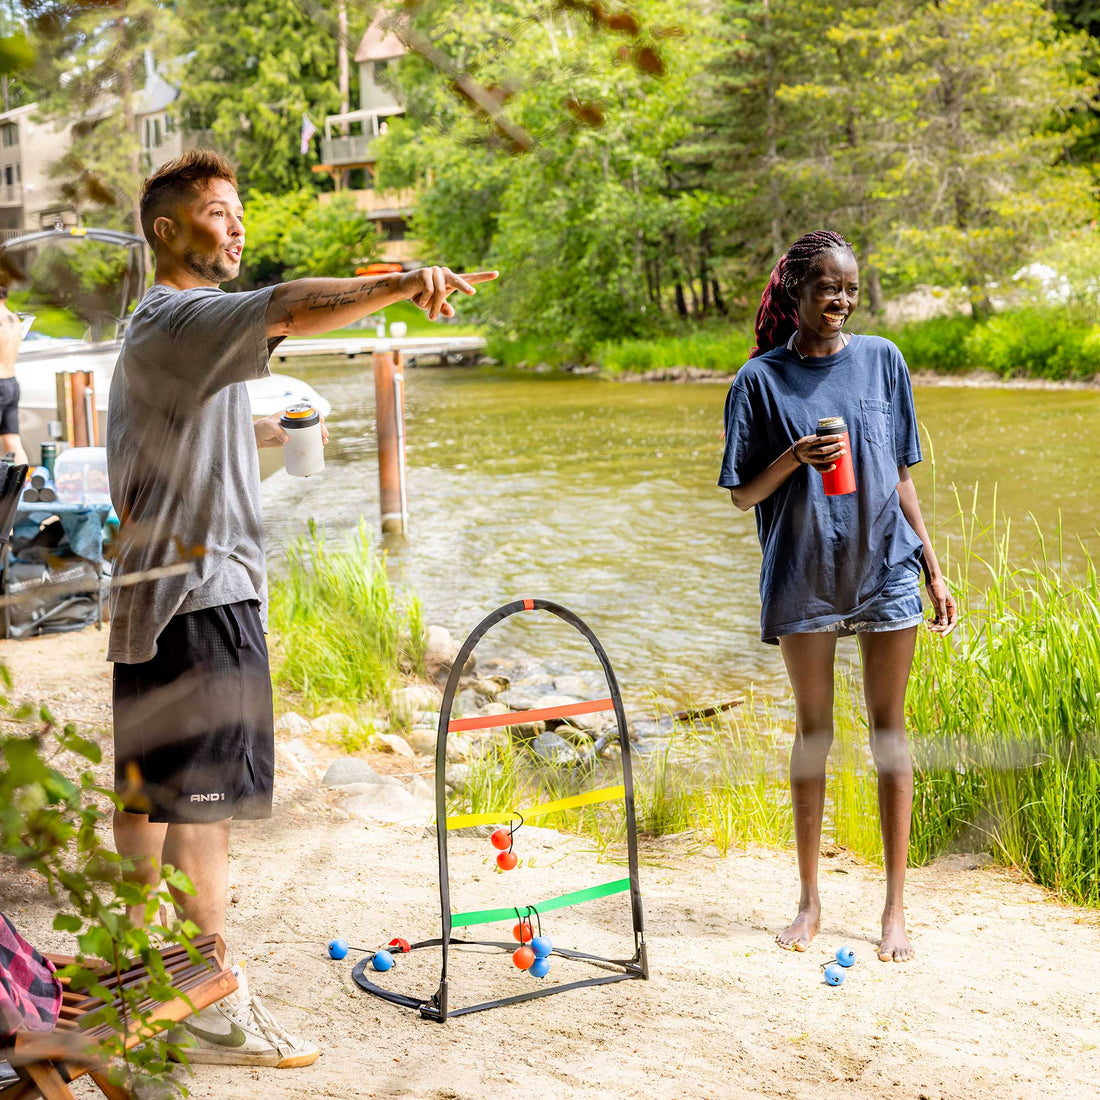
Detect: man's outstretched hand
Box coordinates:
(399, 268, 498, 321)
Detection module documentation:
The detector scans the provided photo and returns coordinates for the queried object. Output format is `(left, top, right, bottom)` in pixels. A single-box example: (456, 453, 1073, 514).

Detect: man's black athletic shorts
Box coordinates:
(112, 600, 275, 824)
(0, 376, 19, 436)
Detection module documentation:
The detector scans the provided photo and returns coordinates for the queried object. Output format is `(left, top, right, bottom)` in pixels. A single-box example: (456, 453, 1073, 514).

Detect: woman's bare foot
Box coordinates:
(776, 902, 820, 951)
(879, 908, 914, 962)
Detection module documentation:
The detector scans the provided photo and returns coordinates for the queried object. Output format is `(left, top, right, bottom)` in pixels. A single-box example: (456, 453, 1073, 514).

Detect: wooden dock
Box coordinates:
(271, 334, 486, 363)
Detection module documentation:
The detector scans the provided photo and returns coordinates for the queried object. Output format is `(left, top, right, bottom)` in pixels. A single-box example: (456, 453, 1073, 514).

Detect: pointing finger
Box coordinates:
(459, 271, 500, 285)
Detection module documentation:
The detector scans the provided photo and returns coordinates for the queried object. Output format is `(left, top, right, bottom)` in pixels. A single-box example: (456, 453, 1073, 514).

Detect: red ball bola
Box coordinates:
(512, 920, 533, 943)
(497, 850, 518, 871)
(512, 945, 535, 969)
(490, 828, 512, 851)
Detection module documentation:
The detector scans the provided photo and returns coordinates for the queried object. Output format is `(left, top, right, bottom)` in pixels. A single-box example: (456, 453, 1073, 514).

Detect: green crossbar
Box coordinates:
(450, 878, 631, 929)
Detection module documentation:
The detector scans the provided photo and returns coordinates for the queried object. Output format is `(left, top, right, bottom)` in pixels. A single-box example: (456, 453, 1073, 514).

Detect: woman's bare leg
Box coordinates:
(857, 626, 918, 962)
(775, 631, 838, 951)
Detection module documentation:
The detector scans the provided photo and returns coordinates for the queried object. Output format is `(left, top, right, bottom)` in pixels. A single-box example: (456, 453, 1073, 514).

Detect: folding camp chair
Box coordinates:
(0, 933, 236, 1100)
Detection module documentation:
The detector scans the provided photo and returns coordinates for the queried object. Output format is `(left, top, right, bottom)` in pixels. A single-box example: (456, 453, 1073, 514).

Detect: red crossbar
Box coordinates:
(448, 697, 615, 733)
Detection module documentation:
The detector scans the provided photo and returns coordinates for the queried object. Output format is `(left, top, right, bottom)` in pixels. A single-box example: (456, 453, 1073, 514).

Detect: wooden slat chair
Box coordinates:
(1, 932, 236, 1100)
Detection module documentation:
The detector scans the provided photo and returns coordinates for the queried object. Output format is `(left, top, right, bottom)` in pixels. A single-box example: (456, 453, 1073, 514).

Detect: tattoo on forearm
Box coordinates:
(285, 277, 394, 318)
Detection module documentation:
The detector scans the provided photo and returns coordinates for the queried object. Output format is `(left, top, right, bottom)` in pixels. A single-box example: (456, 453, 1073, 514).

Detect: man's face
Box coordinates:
(162, 178, 245, 284)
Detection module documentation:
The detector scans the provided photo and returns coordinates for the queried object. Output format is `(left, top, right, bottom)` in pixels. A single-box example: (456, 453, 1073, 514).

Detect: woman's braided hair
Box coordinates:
(749, 230, 856, 358)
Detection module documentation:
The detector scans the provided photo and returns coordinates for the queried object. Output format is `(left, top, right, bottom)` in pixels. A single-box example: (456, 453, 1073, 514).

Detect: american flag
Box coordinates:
(300, 114, 318, 156)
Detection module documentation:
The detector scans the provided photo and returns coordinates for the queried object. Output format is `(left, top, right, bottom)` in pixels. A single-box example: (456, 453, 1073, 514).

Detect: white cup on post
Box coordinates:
(280, 403, 325, 477)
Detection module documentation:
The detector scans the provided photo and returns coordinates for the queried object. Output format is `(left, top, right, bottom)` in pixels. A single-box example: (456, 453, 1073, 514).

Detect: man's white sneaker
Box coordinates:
(173, 965, 319, 1068)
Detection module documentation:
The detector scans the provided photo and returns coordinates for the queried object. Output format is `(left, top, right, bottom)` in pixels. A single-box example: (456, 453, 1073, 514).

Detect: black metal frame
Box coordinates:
(352, 598, 648, 1020)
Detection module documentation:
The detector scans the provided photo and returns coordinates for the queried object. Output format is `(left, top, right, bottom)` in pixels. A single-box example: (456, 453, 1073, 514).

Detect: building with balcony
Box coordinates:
(0, 104, 77, 239)
(315, 10, 420, 266)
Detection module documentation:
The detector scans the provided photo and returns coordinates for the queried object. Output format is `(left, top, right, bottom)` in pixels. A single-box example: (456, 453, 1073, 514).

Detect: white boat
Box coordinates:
(5, 228, 332, 479)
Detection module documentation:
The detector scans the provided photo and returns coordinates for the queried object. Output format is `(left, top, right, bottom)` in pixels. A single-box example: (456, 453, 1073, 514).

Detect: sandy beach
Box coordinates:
(2, 628, 1099, 1100)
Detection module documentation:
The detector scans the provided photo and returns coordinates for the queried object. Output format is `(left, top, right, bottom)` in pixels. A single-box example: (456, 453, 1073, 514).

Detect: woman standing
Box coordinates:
(719, 230, 957, 962)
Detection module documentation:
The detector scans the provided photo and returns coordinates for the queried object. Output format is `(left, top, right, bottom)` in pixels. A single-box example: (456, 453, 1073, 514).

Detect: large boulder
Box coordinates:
(406, 726, 438, 756)
(392, 683, 444, 715)
(275, 712, 312, 738)
(322, 757, 385, 786)
(424, 625, 476, 683)
(373, 732, 416, 758)
(528, 731, 580, 766)
(311, 713, 357, 737)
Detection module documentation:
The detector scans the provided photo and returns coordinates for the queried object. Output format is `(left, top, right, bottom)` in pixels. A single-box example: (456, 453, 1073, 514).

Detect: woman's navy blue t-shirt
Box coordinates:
(718, 334, 924, 644)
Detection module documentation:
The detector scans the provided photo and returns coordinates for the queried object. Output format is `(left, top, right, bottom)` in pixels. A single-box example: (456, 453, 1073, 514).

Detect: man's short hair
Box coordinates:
(139, 149, 238, 247)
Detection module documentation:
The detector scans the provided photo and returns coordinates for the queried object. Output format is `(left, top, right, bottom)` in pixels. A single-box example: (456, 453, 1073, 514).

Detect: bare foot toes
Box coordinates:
(776, 907, 820, 952)
(879, 916, 914, 962)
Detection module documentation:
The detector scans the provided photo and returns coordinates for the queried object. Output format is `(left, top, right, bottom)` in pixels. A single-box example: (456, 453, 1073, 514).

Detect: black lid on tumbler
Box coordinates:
(816, 416, 848, 436)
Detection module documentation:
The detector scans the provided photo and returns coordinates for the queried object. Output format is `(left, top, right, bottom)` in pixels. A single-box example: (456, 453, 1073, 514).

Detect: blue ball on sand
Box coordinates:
(835, 946, 856, 968)
(328, 939, 348, 960)
(823, 963, 845, 987)
(531, 936, 553, 959)
(372, 950, 394, 972)
(528, 956, 551, 978)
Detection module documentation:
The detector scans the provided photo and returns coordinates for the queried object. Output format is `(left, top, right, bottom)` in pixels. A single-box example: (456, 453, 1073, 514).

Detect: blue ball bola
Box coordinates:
(835, 946, 856, 968)
(531, 936, 553, 959)
(528, 955, 551, 978)
(372, 949, 394, 972)
(823, 963, 845, 987)
(327, 939, 348, 960)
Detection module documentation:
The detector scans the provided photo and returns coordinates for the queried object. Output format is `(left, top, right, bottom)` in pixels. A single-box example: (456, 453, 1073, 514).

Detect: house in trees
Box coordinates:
(315, 9, 419, 266)
(0, 104, 77, 239)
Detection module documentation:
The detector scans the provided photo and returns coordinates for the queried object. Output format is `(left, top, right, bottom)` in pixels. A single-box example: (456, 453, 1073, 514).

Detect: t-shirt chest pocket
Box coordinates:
(859, 398, 892, 450)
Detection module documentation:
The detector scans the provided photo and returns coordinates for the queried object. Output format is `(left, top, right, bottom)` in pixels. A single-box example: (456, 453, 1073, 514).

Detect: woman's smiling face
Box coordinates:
(794, 250, 859, 343)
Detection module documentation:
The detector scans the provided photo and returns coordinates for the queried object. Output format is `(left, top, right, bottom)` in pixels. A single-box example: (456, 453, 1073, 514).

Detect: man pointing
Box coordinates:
(108, 148, 495, 1069)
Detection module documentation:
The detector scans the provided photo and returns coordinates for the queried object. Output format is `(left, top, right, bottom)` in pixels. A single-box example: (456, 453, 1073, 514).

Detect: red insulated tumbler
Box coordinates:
(816, 416, 856, 496)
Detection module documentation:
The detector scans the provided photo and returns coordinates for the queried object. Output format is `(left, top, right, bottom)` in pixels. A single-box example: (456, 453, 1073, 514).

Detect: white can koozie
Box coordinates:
(281, 403, 325, 477)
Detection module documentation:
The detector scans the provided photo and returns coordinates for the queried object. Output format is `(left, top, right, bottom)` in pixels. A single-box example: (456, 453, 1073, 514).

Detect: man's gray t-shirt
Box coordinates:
(107, 283, 276, 664)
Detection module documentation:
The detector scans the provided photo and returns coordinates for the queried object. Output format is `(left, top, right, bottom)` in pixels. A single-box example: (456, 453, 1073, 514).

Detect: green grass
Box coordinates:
(9, 291, 87, 339)
(267, 520, 424, 714)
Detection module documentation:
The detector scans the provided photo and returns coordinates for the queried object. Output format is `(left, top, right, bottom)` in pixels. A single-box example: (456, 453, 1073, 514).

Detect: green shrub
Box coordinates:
(962, 306, 1100, 380)
(879, 315, 977, 373)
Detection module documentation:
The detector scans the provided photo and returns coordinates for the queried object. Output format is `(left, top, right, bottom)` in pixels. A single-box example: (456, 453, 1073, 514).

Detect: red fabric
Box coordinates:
(0, 913, 62, 1038)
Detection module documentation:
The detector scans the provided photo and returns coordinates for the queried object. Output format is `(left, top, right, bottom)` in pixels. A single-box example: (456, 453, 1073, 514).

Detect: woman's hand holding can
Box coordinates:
(792, 433, 847, 473)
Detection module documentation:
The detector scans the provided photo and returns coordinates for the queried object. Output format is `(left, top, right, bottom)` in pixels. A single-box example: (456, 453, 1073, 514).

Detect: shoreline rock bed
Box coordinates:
(275, 624, 638, 829)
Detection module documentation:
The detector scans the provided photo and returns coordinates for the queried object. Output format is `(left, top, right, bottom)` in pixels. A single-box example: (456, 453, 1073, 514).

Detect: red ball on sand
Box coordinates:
(512, 921, 533, 943)
(512, 946, 535, 969)
(490, 828, 512, 850)
(497, 850, 518, 871)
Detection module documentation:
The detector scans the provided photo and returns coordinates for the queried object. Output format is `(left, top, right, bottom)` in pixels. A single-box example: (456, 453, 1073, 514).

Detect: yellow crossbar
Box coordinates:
(445, 785, 626, 831)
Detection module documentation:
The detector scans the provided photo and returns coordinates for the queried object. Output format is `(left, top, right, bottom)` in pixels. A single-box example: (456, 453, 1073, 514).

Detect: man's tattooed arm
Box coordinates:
(266, 275, 405, 338)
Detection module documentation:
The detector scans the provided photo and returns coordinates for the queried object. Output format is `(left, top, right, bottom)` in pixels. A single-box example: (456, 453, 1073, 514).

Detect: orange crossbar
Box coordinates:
(448, 697, 615, 733)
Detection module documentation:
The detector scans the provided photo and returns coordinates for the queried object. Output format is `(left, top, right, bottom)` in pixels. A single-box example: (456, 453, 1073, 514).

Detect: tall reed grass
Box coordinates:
(268, 520, 425, 711)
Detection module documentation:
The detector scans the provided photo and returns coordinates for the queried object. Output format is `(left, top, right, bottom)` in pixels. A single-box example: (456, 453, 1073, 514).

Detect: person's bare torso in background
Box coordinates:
(0, 303, 20, 379)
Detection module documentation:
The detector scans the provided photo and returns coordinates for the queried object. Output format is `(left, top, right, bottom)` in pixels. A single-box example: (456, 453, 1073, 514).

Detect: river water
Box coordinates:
(262, 363, 1100, 710)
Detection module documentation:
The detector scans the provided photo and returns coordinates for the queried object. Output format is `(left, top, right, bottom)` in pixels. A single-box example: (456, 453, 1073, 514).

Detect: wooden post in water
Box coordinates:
(373, 346, 408, 534)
